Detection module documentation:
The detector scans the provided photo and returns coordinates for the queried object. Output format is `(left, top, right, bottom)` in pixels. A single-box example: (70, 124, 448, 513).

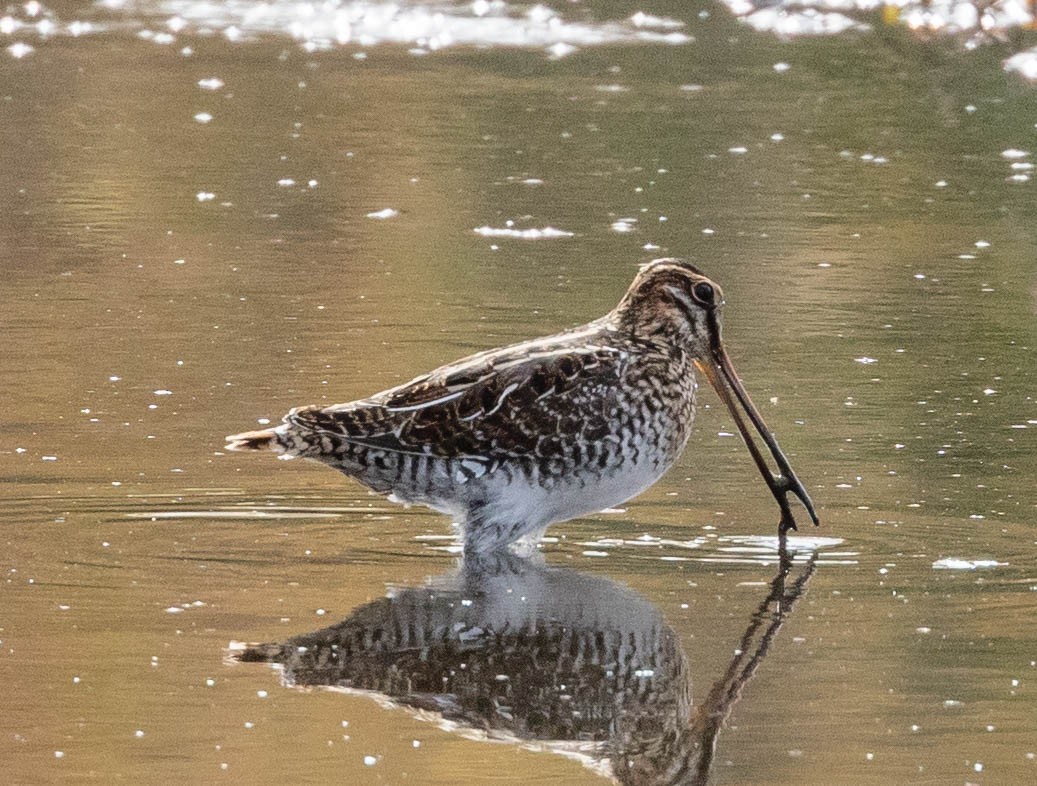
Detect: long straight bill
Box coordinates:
(694, 339, 819, 532)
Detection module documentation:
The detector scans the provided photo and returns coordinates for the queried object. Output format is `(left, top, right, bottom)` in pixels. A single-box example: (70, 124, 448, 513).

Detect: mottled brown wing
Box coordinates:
(286, 341, 627, 459)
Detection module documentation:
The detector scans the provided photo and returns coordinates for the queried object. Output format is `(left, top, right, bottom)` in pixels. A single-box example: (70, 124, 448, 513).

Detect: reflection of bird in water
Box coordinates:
(240, 549, 817, 784)
(227, 259, 818, 554)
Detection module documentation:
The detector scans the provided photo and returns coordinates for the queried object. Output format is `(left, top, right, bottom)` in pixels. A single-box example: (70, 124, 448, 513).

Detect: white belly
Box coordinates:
(473, 450, 675, 534)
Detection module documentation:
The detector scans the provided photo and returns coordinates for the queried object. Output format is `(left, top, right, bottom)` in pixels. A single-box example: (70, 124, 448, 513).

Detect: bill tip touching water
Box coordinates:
(226, 258, 818, 551)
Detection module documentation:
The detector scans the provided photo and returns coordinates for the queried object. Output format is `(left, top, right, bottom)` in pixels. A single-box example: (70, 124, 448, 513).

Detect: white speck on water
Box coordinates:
(42, 456, 57, 462)
(197, 77, 224, 90)
(1001, 149, 1030, 159)
(854, 356, 878, 365)
(8, 42, 34, 59)
(865, 752, 874, 761)
(916, 627, 932, 634)
(257, 690, 268, 698)
(193, 112, 213, 123)
(582, 550, 609, 557)
(308, 179, 318, 188)
(914, 273, 926, 279)
(54, 751, 64, 759)
(702, 227, 715, 235)
(911, 724, 920, 732)
(134, 729, 145, 738)
(460, 599, 473, 607)
(770, 133, 784, 141)
(363, 755, 377, 766)
(257, 418, 270, 425)
(316, 608, 326, 616)
(412, 739, 421, 748)
(965, 104, 977, 113)
(974, 762, 984, 772)
(634, 669, 655, 678)
(244, 721, 254, 729)
(205, 678, 215, 687)
(975, 240, 991, 248)
(611, 218, 637, 232)
(983, 388, 996, 395)
(153, 389, 173, 396)
(366, 208, 399, 219)
(985, 724, 995, 732)
(773, 62, 790, 72)
(728, 146, 748, 154)
(165, 606, 184, 614)
(196, 191, 215, 202)
(277, 178, 296, 187)
(935, 180, 948, 187)
(546, 42, 578, 59)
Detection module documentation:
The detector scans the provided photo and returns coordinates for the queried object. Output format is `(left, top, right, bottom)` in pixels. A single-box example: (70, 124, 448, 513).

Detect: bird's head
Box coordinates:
(615, 258, 724, 356)
(615, 258, 819, 532)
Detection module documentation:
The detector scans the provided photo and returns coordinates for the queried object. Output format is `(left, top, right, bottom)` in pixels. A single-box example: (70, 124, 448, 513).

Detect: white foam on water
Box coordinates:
(473, 225, 574, 239)
(932, 557, 1005, 570)
(80, 1, 691, 56)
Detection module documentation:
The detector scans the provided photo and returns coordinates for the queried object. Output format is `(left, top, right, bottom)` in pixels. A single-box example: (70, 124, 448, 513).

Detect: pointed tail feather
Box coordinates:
(225, 428, 286, 453)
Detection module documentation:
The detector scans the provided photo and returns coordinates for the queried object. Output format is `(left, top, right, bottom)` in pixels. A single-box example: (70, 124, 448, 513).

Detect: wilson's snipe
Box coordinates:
(226, 259, 818, 552)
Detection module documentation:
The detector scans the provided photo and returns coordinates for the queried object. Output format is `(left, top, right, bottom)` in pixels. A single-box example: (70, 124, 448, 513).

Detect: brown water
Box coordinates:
(3, 2, 1036, 783)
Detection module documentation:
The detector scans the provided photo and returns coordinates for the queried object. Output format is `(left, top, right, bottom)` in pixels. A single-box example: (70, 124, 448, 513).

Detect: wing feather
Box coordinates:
(286, 337, 627, 459)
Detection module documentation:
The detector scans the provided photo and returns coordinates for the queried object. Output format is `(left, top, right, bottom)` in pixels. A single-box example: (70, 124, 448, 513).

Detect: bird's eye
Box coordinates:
(692, 281, 715, 305)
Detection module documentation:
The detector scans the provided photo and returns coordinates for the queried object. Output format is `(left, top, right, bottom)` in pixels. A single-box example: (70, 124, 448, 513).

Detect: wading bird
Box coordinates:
(226, 259, 818, 553)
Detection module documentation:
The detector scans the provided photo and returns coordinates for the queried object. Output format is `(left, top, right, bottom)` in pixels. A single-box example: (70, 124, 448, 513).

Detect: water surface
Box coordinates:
(2, 1, 1036, 783)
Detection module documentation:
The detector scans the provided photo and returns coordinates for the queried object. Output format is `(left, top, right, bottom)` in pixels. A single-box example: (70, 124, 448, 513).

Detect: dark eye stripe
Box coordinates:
(663, 284, 700, 324)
